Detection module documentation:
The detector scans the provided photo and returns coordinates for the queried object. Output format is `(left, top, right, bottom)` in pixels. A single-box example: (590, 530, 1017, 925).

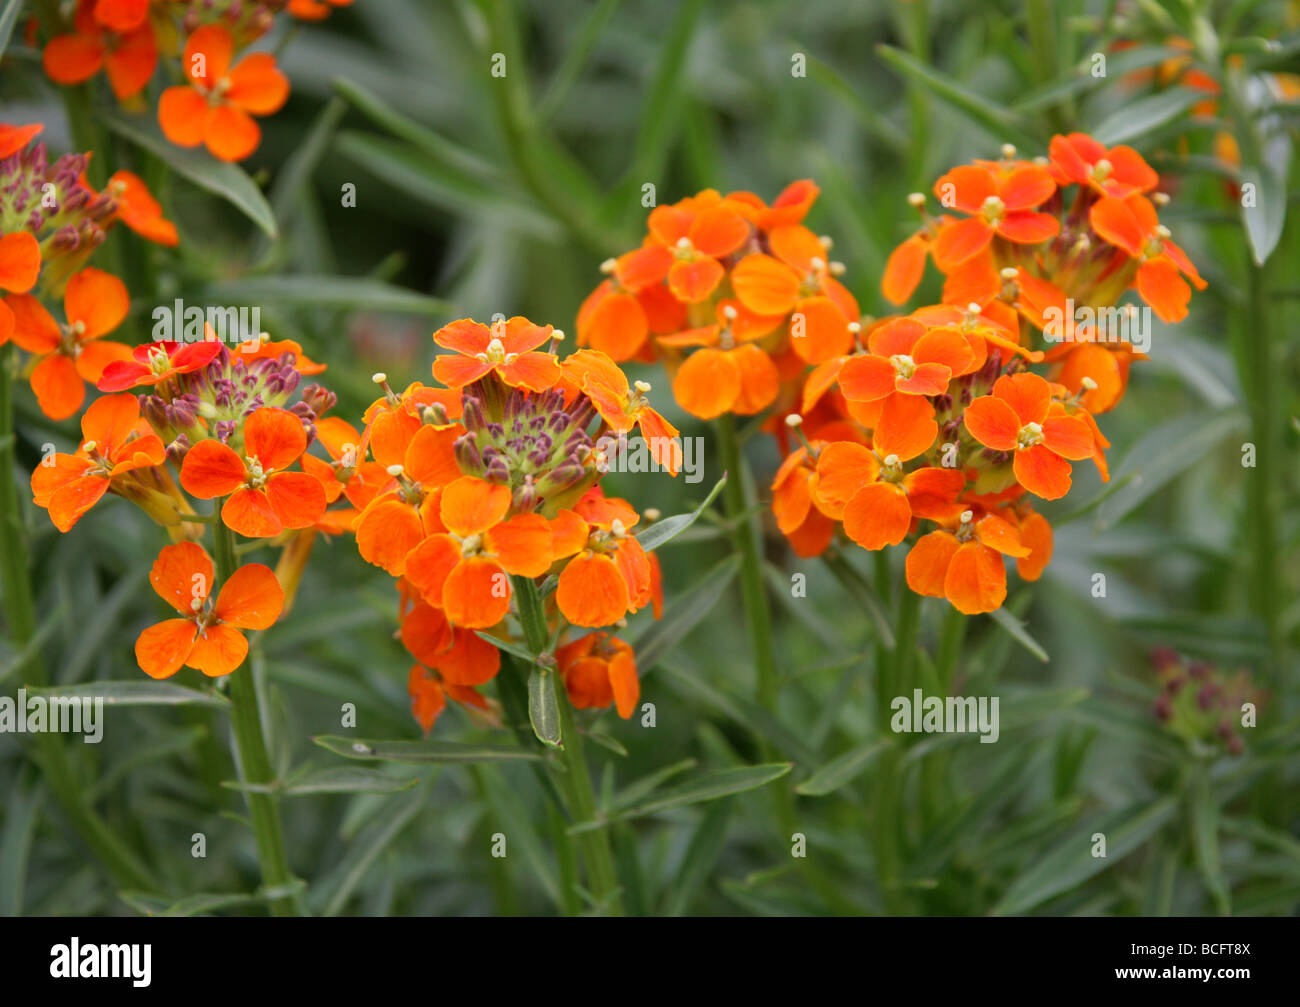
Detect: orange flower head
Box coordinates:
(180, 407, 327, 537)
(43, 0, 157, 101)
(1048, 133, 1159, 200)
(134, 542, 284, 678)
(31, 392, 165, 531)
(932, 156, 1059, 269)
(433, 316, 561, 392)
(6, 267, 132, 419)
(158, 25, 289, 162)
(1089, 193, 1206, 322)
(97, 340, 223, 392)
(905, 508, 1030, 614)
(556, 632, 639, 718)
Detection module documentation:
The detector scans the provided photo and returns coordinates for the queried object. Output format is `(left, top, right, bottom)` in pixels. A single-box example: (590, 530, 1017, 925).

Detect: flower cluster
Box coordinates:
(353, 317, 674, 733)
(40, 0, 311, 162)
(1150, 648, 1261, 756)
(578, 181, 855, 423)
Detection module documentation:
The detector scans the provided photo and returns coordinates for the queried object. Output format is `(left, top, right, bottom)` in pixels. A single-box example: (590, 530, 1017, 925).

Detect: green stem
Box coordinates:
(873, 584, 920, 914)
(716, 413, 778, 713)
(511, 575, 621, 915)
(212, 517, 299, 916)
(935, 604, 967, 693)
(0, 345, 160, 894)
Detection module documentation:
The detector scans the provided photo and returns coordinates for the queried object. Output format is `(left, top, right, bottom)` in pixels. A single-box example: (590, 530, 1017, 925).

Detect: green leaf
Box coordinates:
(1012, 45, 1183, 113)
(629, 554, 739, 671)
(475, 632, 536, 664)
(1090, 87, 1206, 146)
(1065, 699, 1184, 757)
(991, 796, 1178, 915)
(527, 666, 563, 749)
(796, 738, 891, 796)
(574, 763, 792, 831)
(0, 607, 65, 686)
(586, 732, 628, 758)
(661, 799, 732, 916)
(875, 44, 1042, 148)
(1239, 153, 1288, 266)
(610, 758, 698, 811)
(104, 114, 276, 237)
(1094, 407, 1246, 531)
(311, 786, 428, 916)
(25, 681, 229, 708)
(203, 275, 455, 316)
(313, 736, 540, 763)
(635, 474, 727, 552)
(1191, 773, 1230, 915)
(223, 767, 419, 796)
(0, 0, 22, 63)
(0, 778, 43, 915)
(989, 607, 1050, 663)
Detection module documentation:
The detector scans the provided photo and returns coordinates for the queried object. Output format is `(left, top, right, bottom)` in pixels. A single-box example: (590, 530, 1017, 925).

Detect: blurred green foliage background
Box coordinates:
(1, 0, 1297, 916)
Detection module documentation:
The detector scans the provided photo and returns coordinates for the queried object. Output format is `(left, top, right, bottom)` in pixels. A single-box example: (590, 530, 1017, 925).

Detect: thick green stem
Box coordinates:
(212, 517, 299, 916)
(873, 584, 920, 914)
(511, 575, 621, 915)
(716, 414, 778, 712)
(0, 346, 160, 893)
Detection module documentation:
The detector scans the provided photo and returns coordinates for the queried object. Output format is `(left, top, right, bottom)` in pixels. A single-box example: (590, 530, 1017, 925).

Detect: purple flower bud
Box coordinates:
(302, 384, 337, 416)
(166, 434, 190, 465)
(454, 433, 485, 476)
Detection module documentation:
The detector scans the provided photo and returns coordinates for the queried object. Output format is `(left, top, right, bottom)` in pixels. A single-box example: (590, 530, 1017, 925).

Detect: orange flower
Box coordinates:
(657, 301, 781, 420)
(362, 380, 461, 469)
(555, 508, 653, 629)
(557, 632, 639, 718)
(93, 0, 149, 32)
(812, 441, 965, 550)
(644, 190, 752, 302)
(770, 442, 838, 558)
(105, 170, 179, 246)
(432, 316, 561, 392)
(406, 664, 488, 734)
(352, 423, 461, 574)
(30, 392, 164, 531)
(300, 416, 388, 508)
(6, 267, 132, 419)
(404, 476, 554, 629)
(134, 542, 284, 678)
(728, 179, 820, 231)
(97, 340, 223, 391)
(1048, 133, 1158, 199)
(962, 373, 1095, 500)
(730, 225, 860, 363)
(0, 231, 41, 295)
(931, 161, 1059, 268)
(905, 510, 1030, 614)
(158, 25, 289, 162)
(1089, 193, 1206, 322)
(837, 316, 975, 403)
(560, 348, 682, 473)
(180, 407, 327, 537)
(1013, 507, 1053, 582)
(399, 598, 501, 687)
(577, 247, 688, 361)
(43, 0, 156, 100)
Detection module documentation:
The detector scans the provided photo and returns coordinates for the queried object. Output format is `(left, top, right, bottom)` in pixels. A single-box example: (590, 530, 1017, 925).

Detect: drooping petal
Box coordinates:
(205, 103, 261, 162)
(842, 482, 911, 550)
(729, 344, 780, 414)
(671, 347, 740, 420)
(0, 232, 41, 294)
(932, 216, 992, 268)
(266, 471, 327, 529)
(442, 556, 511, 628)
(1041, 415, 1094, 460)
(403, 533, 462, 607)
(944, 542, 1007, 614)
(1013, 443, 1072, 500)
(30, 353, 85, 420)
(158, 87, 210, 148)
(1136, 258, 1191, 323)
(557, 553, 630, 628)
(355, 498, 425, 575)
(882, 233, 928, 305)
(905, 531, 960, 597)
(135, 619, 198, 679)
(974, 514, 1030, 557)
(812, 441, 878, 519)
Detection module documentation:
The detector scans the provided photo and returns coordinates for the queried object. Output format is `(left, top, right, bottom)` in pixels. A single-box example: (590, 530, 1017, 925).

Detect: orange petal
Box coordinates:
(999, 165, 1056, 211)
(672, 347, 740, 420)
(689, 203, 750, 258)
(433, 353, 495, 388)
(205, 103, 261, 161)
(730, 253, 799, 316)
(557, 553, 630, 628)
(102, 25, 156, 99)
(838, 354, 896, 403)
(974, 514, 1030, 557)
(1137, 258, 1190, 323)
(187, 623, 249, 677)
(667, 257, 724, 303)
(400, 600, 454, 665)
(550, 509, 590, 558)
(0, 232, 41, 293)
(944, 542, 1006, 614)
(1089, 196, 1145, 257)
(872, 393, 937, 462)
(180, 438, 247, 498)
(963, 394, 1020, 451)
(485, 513, 553, 577)
(223, 487, 283, 538)
(608, 647, 639, 719)
(43, 33, 104, 85)
(882, 233, 928, 305)
(433, 318, 490, 355)
(31, 353, 85, 420)
(183, 23, 232, 87)
(1015, 511, 1053, 581)
(64, 267, 127, 339)
(842, 482, 911, 550)
(213, 563, 284, 628)
(905, 531, 959, 597)
(729, 344, 780, 414)
(437, 628, 501, 685)
(243, 407, 306, 471)
(993, 372, 1051, 426)
(934, 165, 997, 213)
(158, 86, 209, 147)
(1013, 443, 1072, 500)
(791, 296, 853, 365)
(913, 326, 974, 373)
(403, 424, 462, 489)
(1042, 415, 1094, 460)
(267, 470, 326, 529)
(443, 556, 511, 628)
(439, 476, 510, 537)
(404, 533, 462, 607)
(226, 52, 289, 115)
(933, 216, 991, 268)
(996, 210, 1060, 244)
(356, 498, 426, 575)
(135, 619, 197, 679)
(497, 351, 562, 392)
(812, 441, 878, 519)
(582, 290, 648, 361)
